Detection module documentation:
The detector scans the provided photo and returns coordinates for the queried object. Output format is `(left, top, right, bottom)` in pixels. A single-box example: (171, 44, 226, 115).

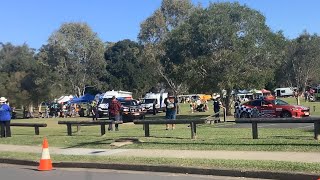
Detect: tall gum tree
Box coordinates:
(41, 22, 107, 97)
(164, 2, 283, 115)
(138, 0, 194, 95)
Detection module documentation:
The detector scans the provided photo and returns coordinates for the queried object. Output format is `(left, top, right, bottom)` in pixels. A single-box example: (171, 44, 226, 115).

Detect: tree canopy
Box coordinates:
(1, 0, 320, 112)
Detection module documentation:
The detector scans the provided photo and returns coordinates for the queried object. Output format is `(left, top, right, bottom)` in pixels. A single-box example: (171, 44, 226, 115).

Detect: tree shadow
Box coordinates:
(144, 114, 210, 120)
(141, 141, 320, 147)
(62, 138, 114, 149)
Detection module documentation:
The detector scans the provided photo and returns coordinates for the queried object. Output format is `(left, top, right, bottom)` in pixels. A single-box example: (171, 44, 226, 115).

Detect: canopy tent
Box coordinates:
(57, 95, 74, 103)
(238, 90, 252, 94)
(94, 93, 104, 103)
(261, 89, 271, 94)
(69, 94, 95, 104)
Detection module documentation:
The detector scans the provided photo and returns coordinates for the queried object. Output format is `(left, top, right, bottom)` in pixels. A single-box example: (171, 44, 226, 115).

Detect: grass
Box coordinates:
(1, 98, 320, 174)
(0, 100, 319, 152)
(1, 151, 320, 174)
(278, 97, 320, 116)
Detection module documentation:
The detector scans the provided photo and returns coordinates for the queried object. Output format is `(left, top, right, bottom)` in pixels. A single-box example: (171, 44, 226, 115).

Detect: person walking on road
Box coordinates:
(0, 97, 11, 138)
(108, 96, 121, 131)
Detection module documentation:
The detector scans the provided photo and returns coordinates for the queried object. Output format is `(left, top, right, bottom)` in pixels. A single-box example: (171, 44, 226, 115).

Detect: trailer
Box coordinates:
(274, 87, 297, 97)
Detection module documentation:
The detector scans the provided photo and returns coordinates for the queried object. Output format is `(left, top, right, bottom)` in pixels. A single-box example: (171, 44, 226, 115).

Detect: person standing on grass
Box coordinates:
(108, 96, 121, 131)
(0, 97, 11, 138)
(213, 97, 222, 123)
(164, 93, 178, 130)
(91, 100, 99, 121)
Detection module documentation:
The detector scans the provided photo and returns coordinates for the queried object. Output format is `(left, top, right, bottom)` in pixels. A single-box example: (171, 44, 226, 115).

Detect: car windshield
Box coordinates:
(100, 98, 111, 104)
(273, 99, 289, 105)
(120, 100, 138, 106)
(143, 99, 155, 104)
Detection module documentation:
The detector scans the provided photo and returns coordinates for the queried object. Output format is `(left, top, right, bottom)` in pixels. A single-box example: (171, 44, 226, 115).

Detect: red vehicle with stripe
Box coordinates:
(235, 97, 310, 118)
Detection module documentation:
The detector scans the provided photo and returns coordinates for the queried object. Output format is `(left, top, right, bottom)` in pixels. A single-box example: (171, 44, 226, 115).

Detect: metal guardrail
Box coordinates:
(236, 117, 320, 140)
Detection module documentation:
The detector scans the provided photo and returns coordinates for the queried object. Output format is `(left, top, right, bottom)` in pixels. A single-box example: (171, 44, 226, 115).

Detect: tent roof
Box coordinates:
(57, 95, 74, 103)
(261, 89, 271, 93)
(69, 94, 95, 104)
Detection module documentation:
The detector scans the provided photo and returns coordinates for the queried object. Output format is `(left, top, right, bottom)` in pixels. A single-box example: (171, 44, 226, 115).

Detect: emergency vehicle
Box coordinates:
(141, 92, 168, 113)
(234, 97, 310, 118)
(98, 90, 132, 117)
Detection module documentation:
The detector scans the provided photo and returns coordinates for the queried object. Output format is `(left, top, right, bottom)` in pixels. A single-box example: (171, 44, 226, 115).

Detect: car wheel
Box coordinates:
(281, 111, 292, 118)
(240, 112, 250, 118)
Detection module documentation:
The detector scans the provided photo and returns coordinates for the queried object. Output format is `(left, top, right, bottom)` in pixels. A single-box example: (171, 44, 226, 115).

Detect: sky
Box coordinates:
(1, 0, 320, 49)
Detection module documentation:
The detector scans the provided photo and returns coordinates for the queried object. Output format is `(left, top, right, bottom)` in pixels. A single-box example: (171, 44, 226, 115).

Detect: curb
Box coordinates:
(0, 158, 319, 180)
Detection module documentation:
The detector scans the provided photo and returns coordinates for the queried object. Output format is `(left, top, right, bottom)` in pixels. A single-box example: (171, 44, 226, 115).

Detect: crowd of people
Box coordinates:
(304, 88, 316, 102)
(0, 92, 226, 136)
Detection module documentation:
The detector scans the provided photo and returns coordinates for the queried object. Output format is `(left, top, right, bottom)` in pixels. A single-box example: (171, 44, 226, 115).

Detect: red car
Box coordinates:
(235, 98, 310, 118)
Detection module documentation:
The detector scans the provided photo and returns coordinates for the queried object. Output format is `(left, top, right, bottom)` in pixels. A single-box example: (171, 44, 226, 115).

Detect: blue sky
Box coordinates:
(1, 0, 319, 49)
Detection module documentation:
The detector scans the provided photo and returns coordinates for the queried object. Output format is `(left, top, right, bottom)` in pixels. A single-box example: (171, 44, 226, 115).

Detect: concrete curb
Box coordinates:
(0, 158, 319, 180)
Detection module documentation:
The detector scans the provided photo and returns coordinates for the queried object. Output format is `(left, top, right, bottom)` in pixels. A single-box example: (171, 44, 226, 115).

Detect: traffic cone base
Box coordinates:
(38, 138, 53, 171)
(38, 159, 52, 171)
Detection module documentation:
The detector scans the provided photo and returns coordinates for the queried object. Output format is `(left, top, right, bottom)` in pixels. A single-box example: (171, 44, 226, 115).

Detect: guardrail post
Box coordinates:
(67, 124, 72, 136)
(223, 107, 226, 122)
(101, 124, 106, 136)
(34, 127, 39, 135)
(190, 122, 196, 139)
(252, 122, 258, 139)
(314, 122, 319, 140)
(144, 123, 150, 137)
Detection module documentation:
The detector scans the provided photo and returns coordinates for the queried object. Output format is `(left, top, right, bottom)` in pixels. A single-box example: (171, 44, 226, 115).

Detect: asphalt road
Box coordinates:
(0, 164, 268, 180)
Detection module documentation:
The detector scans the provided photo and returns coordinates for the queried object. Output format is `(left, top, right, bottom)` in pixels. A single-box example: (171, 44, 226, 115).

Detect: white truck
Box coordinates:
(141, 92, 168, 113)
(98, 90, 132, 117)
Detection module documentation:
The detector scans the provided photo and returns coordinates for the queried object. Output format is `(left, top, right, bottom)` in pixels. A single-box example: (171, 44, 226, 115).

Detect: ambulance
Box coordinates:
(97, 90, 132, 117)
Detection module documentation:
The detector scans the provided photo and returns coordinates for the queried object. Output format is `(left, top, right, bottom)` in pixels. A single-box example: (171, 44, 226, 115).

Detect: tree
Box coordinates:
(164, 2, 283, 115)
(0, 43, 38, 107)
(41, 22, 107, 97)
(138, 0, 194, 95)
(104, 39, 155, 97)
(285, 32, 320, 92)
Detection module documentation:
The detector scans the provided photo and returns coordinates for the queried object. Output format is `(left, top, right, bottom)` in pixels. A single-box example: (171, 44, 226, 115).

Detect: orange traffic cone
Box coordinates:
(38, 137, 52, 171)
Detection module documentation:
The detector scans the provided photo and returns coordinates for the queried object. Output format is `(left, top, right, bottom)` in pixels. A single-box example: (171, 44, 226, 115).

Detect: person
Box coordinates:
(108, 96, 121, 131)
(152, 99, 156, 115)
(190, 101, 194, 113)
(304, 91, 308, 102)
(234, 98, 241, 108)
(213, 97, 222, 123)
(91, 100, 99, 121)
(164, 93, 178, 130)
(0, 97, 11, 138)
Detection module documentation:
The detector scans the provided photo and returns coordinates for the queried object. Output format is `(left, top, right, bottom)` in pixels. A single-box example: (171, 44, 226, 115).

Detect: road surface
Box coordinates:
(0, 164, 268, 180)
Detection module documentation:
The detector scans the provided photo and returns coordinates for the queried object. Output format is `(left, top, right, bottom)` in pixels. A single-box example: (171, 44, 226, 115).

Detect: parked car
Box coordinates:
(119, 99, 145, 122)
(234, 97, 310, 118)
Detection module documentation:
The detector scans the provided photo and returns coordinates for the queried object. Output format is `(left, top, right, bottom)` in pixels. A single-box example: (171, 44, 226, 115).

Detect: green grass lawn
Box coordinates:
(278, 97, 320, 116)
(1, 99, 320, 174)
(0, 100, 319, 152)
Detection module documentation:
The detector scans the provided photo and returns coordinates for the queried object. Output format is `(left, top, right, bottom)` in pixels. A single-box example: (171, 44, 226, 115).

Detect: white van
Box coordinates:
(141, 92, 168, 113)
(98, 90, 132, 117)
(274, 87, 297, 97)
